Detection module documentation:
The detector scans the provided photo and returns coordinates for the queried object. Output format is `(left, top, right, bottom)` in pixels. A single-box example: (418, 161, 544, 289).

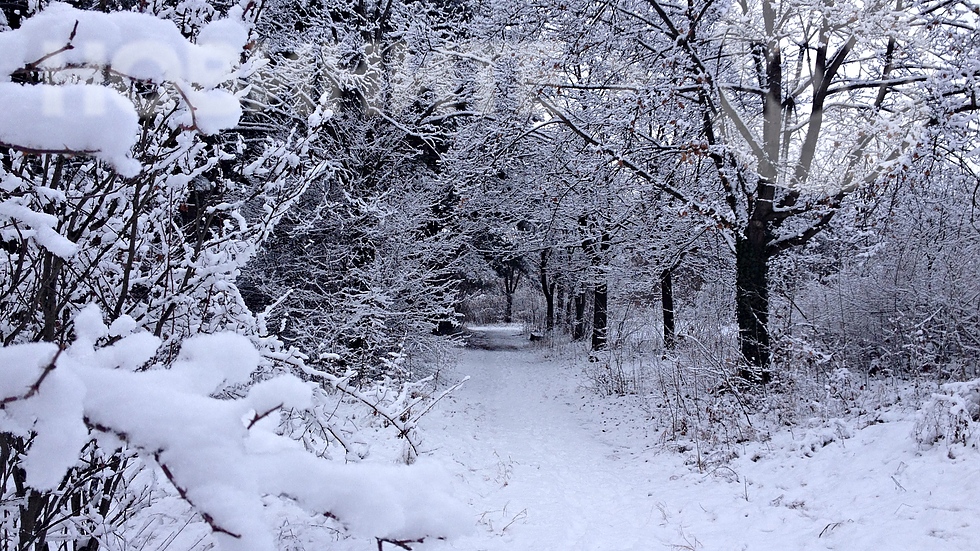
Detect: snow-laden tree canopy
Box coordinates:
(0, 2, 247, 175)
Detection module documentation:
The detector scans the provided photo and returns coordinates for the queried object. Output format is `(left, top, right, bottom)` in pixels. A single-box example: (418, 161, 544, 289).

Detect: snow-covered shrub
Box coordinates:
(0, 1, 317, 350)
(585, 354, 646, 397)
(645, 353, 760, 470)
(915, 379, 980, 449)
(0, 2, 328, 547)
(281, 367, 469, 467)
(0, 305, 468, 551)
(768, 159, 980, 381)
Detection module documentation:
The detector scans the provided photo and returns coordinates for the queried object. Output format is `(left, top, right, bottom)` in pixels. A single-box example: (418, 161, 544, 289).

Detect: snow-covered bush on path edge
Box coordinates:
(0, 305, 469, 550)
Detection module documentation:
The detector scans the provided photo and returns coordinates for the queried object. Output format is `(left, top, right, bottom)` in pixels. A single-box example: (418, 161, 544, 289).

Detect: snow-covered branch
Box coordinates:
(0, 305, 469, 551)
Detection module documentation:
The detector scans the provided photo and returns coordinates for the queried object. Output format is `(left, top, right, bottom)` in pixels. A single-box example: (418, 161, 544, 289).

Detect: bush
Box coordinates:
(915, 379, 980, 449)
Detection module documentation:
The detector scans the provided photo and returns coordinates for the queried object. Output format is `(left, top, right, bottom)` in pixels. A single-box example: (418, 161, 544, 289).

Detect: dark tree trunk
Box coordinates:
(591, 281, 607, 351)
(660, 269, 676, 350)
(735, 226, 771, 382)
(572, 291, 587, 341)
(502, 264, 521, 323)
(734, 13, 781, 382)
(539, 249, 556, 332)
(555, 283, 565, 330)
(585, 230, 610, 351)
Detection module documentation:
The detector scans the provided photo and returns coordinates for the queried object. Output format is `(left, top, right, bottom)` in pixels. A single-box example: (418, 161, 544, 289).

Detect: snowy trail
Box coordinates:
(420, 325, 980, 551)
(433, 333, 659, 548)
(421, 326, 689, 550)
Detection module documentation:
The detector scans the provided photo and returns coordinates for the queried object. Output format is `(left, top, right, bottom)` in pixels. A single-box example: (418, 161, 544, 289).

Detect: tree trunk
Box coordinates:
(572, 291, 587, 341)
(591, 281, 607, 351)
(660, 268, 676, 350)
(502, 264, 520, 324)
(735, 5, 780, 383)
(539, 249, 555, 332)
(735, 226, 771, 382)
(555, 283, 565, 330)
(581, 223, 610, 351)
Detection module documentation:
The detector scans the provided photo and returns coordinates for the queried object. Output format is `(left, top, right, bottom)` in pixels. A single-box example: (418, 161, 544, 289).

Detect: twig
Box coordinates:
(299, 364, 421, 457)
(246, 403, 283, 430)
(0, 141, 99, 157)
(155, 453, 242, 539)
(818, 520, 850, 538)
(0, 347, 63, 408)
(87, 419, 246, 541)
(399, 376, 470, 421)
(17, 21, 79, 72)
(172, 82, 201, 132)
(377, 537, 426, 550)
(501, 508, 528, 532)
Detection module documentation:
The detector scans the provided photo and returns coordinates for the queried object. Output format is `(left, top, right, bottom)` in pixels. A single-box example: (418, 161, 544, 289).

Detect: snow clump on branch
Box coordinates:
(0, 305, 469, 550)
(0, 2, 248, 175)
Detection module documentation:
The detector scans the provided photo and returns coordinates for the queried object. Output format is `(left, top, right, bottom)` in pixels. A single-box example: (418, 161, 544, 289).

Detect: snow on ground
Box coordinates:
(418, 325, 980, 551)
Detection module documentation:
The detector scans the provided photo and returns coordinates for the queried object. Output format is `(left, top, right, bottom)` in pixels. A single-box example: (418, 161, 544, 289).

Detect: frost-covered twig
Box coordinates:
(0, 348, 62, 408)
(155, 454, 242, 540)
(299, 364, 423, 456)
(17, 20, 80, 73)
(406, 376, 470, 422)
(377, 537, 425, 550)
(246, 403, 284, 430)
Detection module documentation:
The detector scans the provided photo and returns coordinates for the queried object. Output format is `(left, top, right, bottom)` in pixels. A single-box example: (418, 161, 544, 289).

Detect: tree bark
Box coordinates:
(502, 265, 520, 323)
(587, 231, 610, 351)
(572, 291, 587, 341)
(735, 5, 780, 381)
(555, 282, 565, 330)
(735, 226, 771, 382)
(539, 249, 556, 332)
(660, 268, 676, 350)
(577, 213, 612, 350)
(591, 281, 607, 351)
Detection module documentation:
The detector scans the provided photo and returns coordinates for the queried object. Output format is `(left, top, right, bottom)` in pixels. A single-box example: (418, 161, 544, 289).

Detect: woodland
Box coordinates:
(0, 0, 979, 549)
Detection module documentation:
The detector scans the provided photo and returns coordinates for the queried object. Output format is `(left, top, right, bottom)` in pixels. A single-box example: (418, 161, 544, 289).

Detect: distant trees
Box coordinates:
(529, 0, 980, 380)
(238, 0, 478, 375)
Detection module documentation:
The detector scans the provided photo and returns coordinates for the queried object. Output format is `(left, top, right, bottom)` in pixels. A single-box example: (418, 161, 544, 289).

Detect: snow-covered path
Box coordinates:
(420, 325, 980, 551)
(426, 327, 664, 549)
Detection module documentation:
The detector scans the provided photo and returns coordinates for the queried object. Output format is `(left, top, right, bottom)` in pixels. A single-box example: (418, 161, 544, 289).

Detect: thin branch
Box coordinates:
(16, 21, 79, 73)
(0, 141, 99, 157)
(155, 453, 243, 539)
(246, 403, 284, 430)
(297, 363, 422, 457)
(825, 76, 928, 96)
(377, 537, 430, 550)
(0, 348, 63, 409)
(536, 94, 735, 229)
